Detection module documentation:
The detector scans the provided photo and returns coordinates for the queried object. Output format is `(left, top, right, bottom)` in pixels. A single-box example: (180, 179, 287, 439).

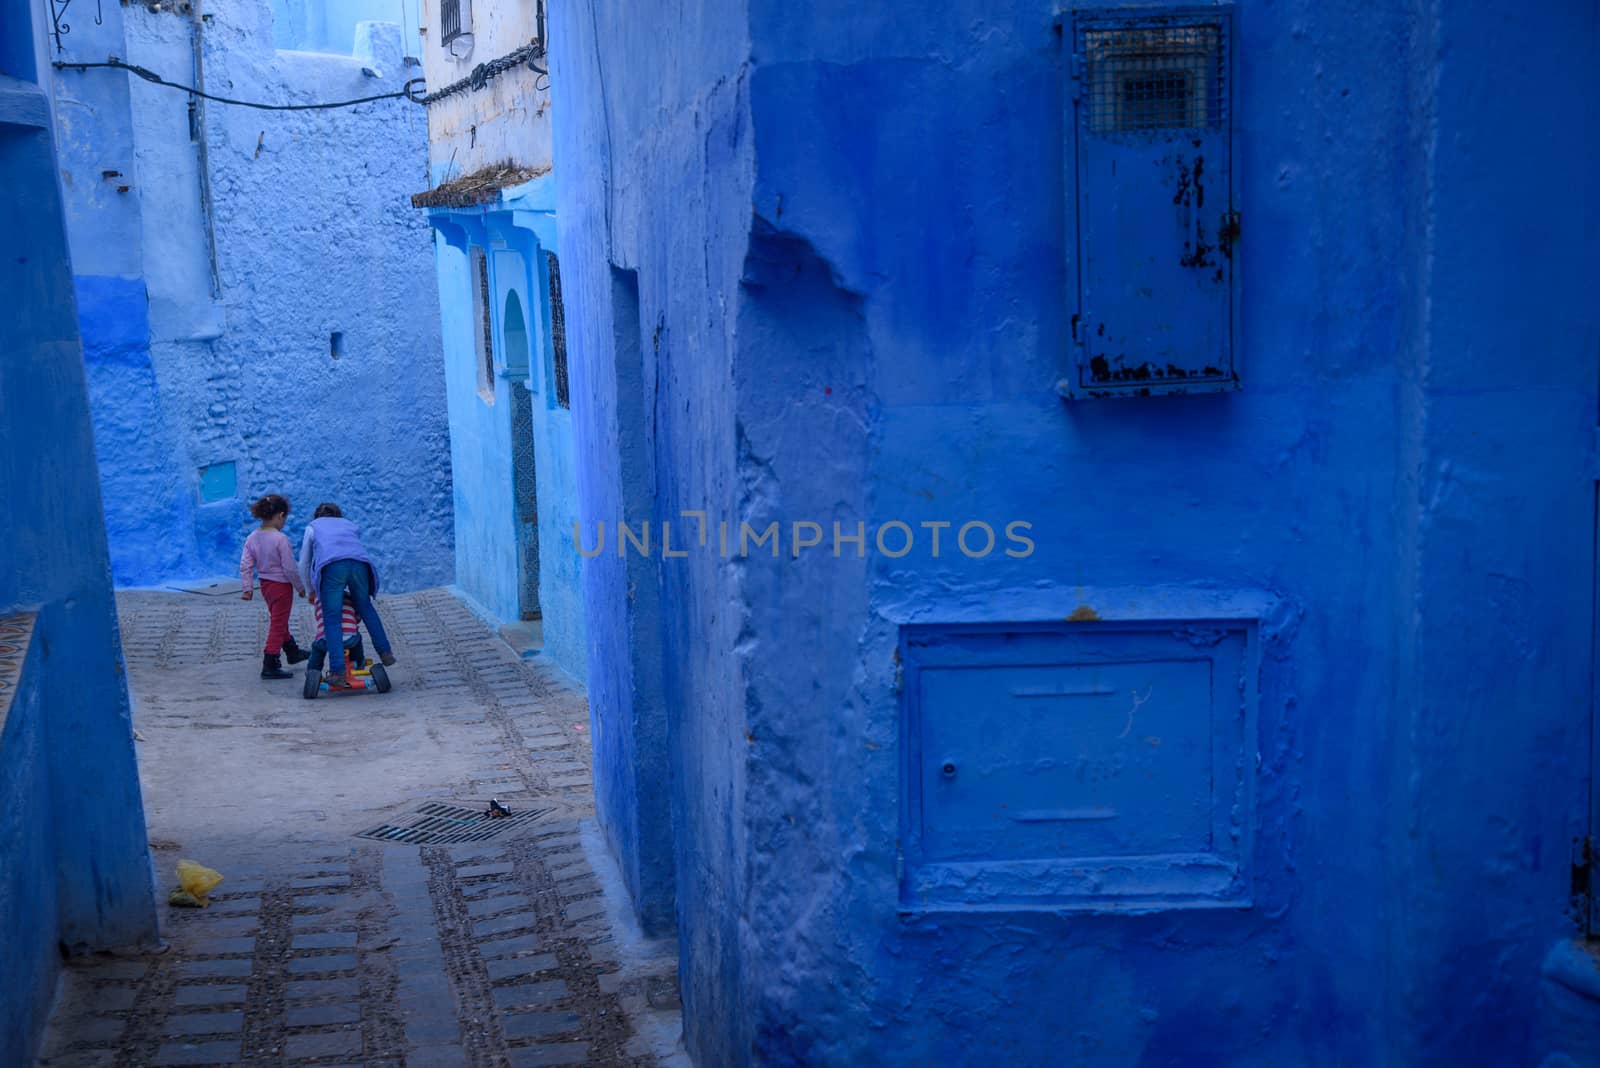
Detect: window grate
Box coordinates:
(356, 801, 553, 845)
(546, 252, 570, 410)
(474, 248, 494, 392)
(1080, 18, 1225, 134)
(440, 0, 463, 46)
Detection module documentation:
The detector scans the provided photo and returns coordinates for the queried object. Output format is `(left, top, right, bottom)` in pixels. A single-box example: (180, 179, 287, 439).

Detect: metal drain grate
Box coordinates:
(357, 801, 553, 845)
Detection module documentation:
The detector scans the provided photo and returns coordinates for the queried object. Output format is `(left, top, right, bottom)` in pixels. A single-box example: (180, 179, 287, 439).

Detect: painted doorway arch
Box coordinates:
(503, 287, 531, 379)
(505, 289, 541, 621)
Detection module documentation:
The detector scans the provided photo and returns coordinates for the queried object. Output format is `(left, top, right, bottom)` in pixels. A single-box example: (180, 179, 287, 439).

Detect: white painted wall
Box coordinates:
(416, 0, 550, 178)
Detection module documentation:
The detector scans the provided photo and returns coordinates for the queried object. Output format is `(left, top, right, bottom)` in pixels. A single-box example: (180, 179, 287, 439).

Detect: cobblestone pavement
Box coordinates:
(37, 587, 685, 1068)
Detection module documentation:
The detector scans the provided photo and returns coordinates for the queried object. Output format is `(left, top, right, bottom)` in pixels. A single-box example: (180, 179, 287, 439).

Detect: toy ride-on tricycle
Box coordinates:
(302, 626, 391, 700)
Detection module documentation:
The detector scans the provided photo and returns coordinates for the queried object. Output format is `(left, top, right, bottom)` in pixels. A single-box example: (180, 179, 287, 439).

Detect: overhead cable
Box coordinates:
(53, 56, 427, 109)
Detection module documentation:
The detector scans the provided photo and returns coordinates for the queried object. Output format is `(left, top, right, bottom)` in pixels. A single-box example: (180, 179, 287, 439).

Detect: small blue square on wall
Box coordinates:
(198, 461, 237, 503)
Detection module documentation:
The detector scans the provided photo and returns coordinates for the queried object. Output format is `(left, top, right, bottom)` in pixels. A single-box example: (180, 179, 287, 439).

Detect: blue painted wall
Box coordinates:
(0, 15, 160, 1058)
(53, 2, 452, 591)
(551, 0, 1600, 1064)
(0, 627, 57, 1067)
(427, 177, 588, 684)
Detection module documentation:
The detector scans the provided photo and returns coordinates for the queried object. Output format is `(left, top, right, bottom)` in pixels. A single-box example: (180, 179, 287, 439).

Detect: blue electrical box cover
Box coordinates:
(900, 619, 1256, 911)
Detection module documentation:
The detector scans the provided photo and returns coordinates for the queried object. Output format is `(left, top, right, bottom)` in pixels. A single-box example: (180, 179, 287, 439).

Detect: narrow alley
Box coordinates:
(5, 0, 1599, 1062)
(36, 589, 683, 1068)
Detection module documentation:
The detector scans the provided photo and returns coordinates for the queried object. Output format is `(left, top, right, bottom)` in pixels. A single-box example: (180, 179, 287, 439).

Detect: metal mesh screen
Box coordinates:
(545, 251, 570, 410)
(1080, 18, 1225, 134)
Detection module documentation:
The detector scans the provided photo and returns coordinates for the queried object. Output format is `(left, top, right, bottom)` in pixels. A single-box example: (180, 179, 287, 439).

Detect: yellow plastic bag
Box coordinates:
(176, 859, 224, 902)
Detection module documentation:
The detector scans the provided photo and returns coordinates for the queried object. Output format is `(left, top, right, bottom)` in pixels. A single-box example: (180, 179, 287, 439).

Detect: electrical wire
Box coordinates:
(416, 41, 546, 105)
(52, 56, 427, 108)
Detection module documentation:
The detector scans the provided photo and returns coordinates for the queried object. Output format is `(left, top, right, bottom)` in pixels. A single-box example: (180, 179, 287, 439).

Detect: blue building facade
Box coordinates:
(410, 0, 585, 683)
(0, 4, 159, 1062)
(420, 174, 589, 683)
(549, 0, 1600, 1064)
(50, 1, 452, 591)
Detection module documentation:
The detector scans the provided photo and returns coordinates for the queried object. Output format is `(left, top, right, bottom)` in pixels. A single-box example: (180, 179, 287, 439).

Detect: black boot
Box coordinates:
(282, 637, 308, 665)
(261, 653, 293, 680)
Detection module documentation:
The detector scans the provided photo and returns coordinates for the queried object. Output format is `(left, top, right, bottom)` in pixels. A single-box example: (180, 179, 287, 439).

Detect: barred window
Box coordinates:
(472, 247, 494, 403)
(545, 251, 570, 410)
(440, 0, 463, 46)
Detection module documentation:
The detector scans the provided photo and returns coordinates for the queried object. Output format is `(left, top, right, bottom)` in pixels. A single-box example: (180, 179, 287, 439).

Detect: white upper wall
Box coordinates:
(417, 0, 551, 178)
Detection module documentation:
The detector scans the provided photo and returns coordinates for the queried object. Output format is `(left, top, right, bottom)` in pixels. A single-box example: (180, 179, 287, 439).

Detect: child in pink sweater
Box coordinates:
(240, 494, 308, 679)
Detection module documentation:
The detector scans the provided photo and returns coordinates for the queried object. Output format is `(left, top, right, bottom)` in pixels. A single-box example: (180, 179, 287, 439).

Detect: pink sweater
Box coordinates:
(240, 528, 305, 593)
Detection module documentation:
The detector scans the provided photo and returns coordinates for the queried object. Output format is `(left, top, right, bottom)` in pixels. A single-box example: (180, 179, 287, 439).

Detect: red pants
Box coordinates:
(260, 579, 294, 655)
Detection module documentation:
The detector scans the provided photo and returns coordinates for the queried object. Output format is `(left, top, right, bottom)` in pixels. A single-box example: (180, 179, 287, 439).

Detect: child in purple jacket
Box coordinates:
(296, 502, 396, 689)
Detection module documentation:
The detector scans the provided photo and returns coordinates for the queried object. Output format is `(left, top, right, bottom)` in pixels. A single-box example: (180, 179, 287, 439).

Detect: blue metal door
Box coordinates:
(1067, 9, 1237, 397)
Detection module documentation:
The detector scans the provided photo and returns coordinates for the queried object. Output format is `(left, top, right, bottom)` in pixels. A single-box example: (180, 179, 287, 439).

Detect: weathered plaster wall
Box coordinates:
(54, 2, 453, 588)
(554, 0, 1599, 1064)
(1389, 3, 1599, 1059)
(549, 0, 752, 983)
(418, 0, 549, 178)
(0, 19, 160, 1056)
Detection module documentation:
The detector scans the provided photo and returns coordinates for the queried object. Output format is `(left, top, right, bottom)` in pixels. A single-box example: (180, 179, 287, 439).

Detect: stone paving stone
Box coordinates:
(506, 1043, 591, 1068)
(473, 912, 538, 938)
(285, 1029, 363, 1060)
(286, 1003, 361, 1028)
(285, 977, 360, 1001)
(81, 961, 148, 981)
(492, 979, 569, 1011)
(558, 898, 606, 924)
(180, 916, 258, 937)
(173, 984, 246, 1007)
(290, 911, 338, 927)
(203, 897, 262, 916)
(85, 986, 138, 1011)
(454, 856, 515, 876)
(538, 762, 588, 775)
(164, 1011, 244, 1036)
(555, 877, 601, 899)
(485, 954, 560, 981)
(286, 953, 358, 974)
(153, 1039, 242, 1065)
(62, 1013, 126, 1044)
(194, 936, 258, 955)
(401, 1012, 462, 1047)
(291, 930, 358, 950)
(290, 875, 351, 889)
(477, 932, 543, 958)
(179, 957, 254, 979)
(467, 894, 525, 918)
(500, 1011, 582, 1041)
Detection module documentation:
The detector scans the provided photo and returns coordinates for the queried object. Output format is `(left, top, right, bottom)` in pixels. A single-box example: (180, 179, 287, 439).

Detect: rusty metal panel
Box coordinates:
(1064, 7, 1238, 398)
